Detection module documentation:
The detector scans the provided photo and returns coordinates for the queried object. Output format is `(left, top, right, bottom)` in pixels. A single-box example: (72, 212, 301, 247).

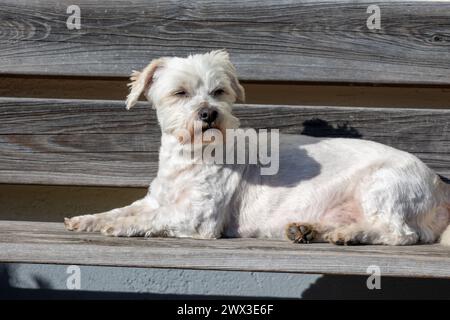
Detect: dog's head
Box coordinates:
(126, 50, 245, 142)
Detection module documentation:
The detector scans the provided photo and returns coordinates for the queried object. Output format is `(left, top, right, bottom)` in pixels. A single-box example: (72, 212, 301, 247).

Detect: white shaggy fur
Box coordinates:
(65, 50, 450, 245)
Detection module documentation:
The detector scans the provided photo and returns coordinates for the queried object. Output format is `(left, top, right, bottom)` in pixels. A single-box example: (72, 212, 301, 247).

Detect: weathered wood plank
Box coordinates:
(1, 221, 450, 278)
(0, 134, 155, 153)
(0, 97, 449, 186)
(0, 152, 158, 187)
(0, 1, 450, 84)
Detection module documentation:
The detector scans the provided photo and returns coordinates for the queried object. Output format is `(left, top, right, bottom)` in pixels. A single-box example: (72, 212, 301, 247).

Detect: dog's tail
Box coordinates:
(439, 179, 450, 246)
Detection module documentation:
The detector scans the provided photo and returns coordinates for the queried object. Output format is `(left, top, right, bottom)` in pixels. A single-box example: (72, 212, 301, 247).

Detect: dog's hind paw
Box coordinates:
(324, 230, 363, 246)
(286, 223, 316, 244)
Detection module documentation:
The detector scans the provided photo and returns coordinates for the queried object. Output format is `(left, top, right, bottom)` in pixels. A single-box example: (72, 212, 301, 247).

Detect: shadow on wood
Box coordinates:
(301, 119, 362, 138)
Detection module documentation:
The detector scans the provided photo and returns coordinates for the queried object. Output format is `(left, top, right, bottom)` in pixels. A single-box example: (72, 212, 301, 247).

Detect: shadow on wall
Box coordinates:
(2, 264, 450, 300)
(0, 264, 53, 297)
(301, 274, 450, 300)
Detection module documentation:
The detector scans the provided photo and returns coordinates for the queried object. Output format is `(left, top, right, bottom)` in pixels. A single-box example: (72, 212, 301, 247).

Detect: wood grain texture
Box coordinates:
(0, 97, 449, 186)
(1, 220, 450, 278)
(0, 1, 450, 84)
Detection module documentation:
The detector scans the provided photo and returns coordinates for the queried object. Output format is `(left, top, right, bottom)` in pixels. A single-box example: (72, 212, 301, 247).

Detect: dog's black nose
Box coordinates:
(198, 108, 218, 124)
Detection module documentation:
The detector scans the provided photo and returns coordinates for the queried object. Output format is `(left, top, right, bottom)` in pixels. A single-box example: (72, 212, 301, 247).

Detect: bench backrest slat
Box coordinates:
(1, 1, 450, 84)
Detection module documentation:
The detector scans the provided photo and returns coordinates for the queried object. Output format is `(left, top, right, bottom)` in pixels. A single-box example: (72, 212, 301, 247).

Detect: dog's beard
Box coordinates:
(173, 112, 239, 145)
(188, 119, 223, 145)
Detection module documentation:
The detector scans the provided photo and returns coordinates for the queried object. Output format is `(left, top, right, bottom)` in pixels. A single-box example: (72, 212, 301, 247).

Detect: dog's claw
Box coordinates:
(286, 223, 316, 244)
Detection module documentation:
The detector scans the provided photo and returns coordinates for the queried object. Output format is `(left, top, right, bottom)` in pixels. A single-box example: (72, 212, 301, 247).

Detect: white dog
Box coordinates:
(65, 50, 450, 245)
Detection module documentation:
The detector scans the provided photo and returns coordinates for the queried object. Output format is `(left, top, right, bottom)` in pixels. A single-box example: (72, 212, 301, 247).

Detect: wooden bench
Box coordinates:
(1, 0, 450, 290)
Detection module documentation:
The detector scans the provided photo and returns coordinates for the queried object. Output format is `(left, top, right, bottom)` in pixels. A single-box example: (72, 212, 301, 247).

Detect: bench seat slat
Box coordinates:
(0, 1, 450, 84)
(0, 97, 449, 186)
(1, 221, 450, 278)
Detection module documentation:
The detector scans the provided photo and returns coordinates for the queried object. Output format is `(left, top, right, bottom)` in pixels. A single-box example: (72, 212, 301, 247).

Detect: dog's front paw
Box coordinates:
(286, 223, 316, 244)
(64, 215, 98, 232)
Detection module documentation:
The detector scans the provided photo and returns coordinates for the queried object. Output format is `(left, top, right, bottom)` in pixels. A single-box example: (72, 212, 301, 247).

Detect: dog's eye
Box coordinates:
(212, 88, 225, 97)
(174, 90, 188, 97)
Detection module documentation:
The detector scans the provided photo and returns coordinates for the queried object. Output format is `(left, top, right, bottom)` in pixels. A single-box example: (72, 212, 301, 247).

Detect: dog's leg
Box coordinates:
(64, 197, 154, 232)
(330, 222, 420, 245)
(99, 204, 222, 239)
(287, 222, 419, 246)
(99, 215, 154, 237)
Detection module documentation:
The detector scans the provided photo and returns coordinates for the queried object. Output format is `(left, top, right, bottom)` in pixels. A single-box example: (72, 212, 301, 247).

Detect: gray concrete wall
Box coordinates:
(2, 263, 450, 299)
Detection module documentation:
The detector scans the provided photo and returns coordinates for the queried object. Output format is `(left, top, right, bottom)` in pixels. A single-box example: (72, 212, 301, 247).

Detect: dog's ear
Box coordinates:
(126, 58, 165, 110)
(210, 49, 245, 103)
(229, 69, 246, 103)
